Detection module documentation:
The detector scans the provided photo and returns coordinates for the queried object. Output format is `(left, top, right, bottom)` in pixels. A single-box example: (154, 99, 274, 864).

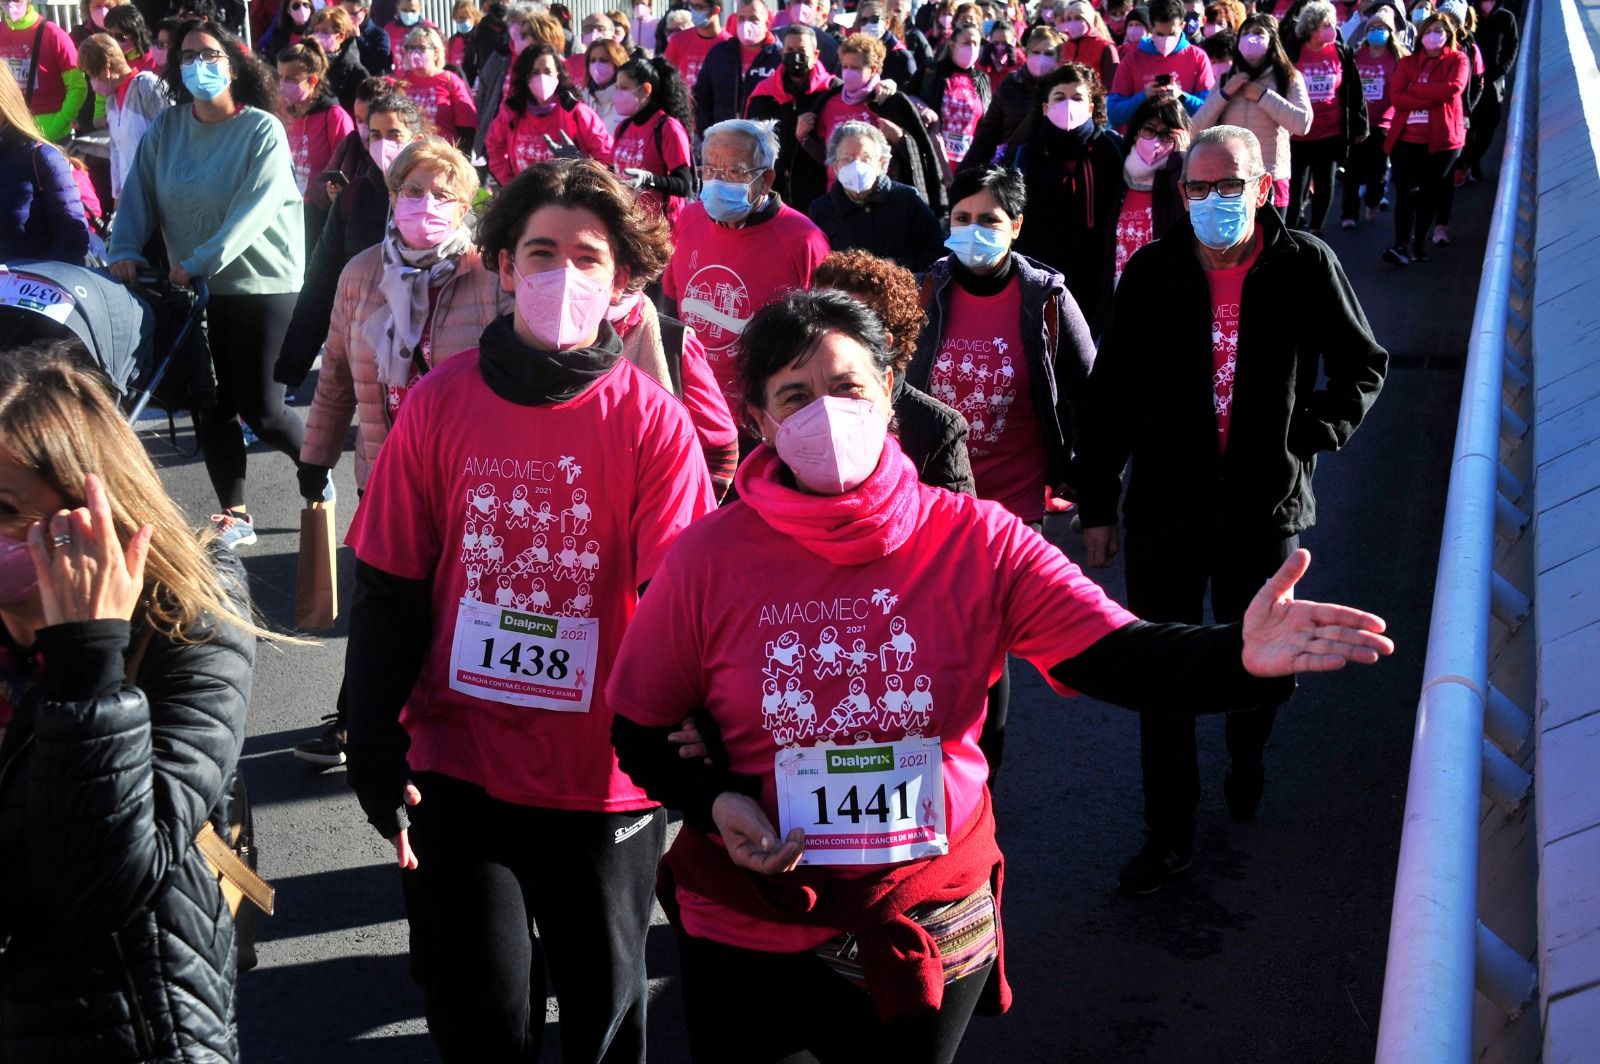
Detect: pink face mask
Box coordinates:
(1422, 29, 1446, 49)
(150, 44, 168, 66)
(738, 17, 766, 43)
(1134, 133, 1172, 165)
(1046, 96, 1093, 130)
(5, 0, 30, 18)
(394, 192, 459, 247)
(794, 3, 817, 25)
(369, 136, 405, 172)
(1025, 53, 1056, 76)
(589, 60, 615, 83)
(514, 264, 613, 350)
(1313, 24, 1338, 45)
(0, 536, 39, 607)
(1150, 32, 1180, 55)
(1201, 20, 1221, 36)
(406, 48, 430, 70)
(841, 66, 879, 93)
(281, 78, 310, 105)
(1063, 17, 1088, 37)
(612, 88, 643, 116)
(313, 31, 339, 52)
(769, 395, 888, 495)
(953, 42, 978, 67)
(1237, 32, 1269, 60)
(1124, 23, 1146, 42)
(529, 71, 559, 101)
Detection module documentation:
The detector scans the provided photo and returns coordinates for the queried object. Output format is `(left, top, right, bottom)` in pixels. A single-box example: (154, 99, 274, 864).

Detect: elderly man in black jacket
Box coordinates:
(1076, 125, 1388, 895)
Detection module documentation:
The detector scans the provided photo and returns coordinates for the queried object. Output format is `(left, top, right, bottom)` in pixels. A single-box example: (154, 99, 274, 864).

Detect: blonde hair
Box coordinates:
(386, 134, 480, 201)
(403, 24, 447, 57)
(0, 343, 283, 644)
(0, 63, 51, 149)
(452, 0, 480, 22)
(77, 31, 133, 79)
(310, 5, 356, 37)
(510, 10, 567, 51)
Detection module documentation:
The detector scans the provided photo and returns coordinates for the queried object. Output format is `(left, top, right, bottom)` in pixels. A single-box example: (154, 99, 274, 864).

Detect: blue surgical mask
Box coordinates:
(1188, 189, 1254, 250)
(944, 223, 1011, 269)
(690, 7, 709, 25)
(454, 19, 472, 33)
(397, 9, 420, 24)
(182, 57, 230, 101)
(701, 178, 755, 222)
(1366, 27, 1390, 46)
(982, 16, 995, 33)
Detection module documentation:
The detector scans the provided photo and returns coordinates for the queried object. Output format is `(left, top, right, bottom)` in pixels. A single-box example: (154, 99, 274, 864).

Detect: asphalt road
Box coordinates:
(136, 158, 1493, 1064)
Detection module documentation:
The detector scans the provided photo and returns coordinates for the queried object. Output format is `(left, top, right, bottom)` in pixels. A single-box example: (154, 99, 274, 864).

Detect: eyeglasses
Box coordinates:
(399, 183, 460, 204)
(1183, 174, 1262, 199)
(697, 165, 764, 183)
(180, 48, 228, 64)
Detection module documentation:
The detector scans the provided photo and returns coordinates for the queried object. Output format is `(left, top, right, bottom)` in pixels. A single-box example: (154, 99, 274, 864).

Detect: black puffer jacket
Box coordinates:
(0, 561, 255, 1062)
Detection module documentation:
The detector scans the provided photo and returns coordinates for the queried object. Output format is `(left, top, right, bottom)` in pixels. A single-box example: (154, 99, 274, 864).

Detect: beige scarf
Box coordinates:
(611, 293, 675, 393)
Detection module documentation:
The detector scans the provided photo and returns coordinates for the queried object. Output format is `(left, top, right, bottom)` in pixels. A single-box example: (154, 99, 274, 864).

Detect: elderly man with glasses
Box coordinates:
(1075, 124, 1389, 896)
(662, 117, 830, 421)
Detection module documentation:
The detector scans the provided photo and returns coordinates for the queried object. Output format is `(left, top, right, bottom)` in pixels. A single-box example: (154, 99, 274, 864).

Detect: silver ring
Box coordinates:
(51, 533, 72, 549)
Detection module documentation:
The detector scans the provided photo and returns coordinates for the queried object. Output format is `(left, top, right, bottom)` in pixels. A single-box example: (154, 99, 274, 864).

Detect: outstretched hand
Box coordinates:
(1241, 549, 1394, 676)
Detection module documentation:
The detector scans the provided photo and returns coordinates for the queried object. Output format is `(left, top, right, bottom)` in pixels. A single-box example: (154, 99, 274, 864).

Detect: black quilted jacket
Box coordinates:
(0, 568, 254, 1062)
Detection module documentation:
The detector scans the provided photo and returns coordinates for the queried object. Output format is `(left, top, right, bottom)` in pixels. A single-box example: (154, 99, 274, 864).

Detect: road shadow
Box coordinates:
(238, 951, 432, 1064)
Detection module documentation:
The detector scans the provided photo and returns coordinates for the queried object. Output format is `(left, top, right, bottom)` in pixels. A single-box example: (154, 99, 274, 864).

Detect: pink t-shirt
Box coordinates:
(1296, 43, 1343, 141)
(403, 69, 479, 135)
(1108, 41, 1214, 100)
(1113, 187, 1155, 285)
(606, 472, 1137, 949)
(287, 103, 355, 201)
(925, 279, 1046, 521)
(663, 26, 730, 91)
(663, 201, 832, 407)
(346, 352, 717, 812)
(940, 72, 984, 164)
(1356, 47, 1398, 129)
(612, 112, 693, 226)
(819, 91, 876, 148)
(1203, 242, 1261, 454)
(484, 100, 616, 186)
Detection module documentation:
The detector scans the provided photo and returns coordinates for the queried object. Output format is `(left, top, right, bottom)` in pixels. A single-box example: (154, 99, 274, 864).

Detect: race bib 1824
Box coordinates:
(776, 738, 948, 866)
(447, 598, 599, 712)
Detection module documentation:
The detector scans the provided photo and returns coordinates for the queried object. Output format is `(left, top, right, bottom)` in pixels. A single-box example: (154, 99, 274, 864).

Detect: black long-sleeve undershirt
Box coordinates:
(611, 620, 1295, 829)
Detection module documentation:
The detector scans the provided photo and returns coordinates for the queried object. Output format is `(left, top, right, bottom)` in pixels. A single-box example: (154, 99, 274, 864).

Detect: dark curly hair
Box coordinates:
(736, 290, 894, 433)
(477, 159, 673, 291)
(812, 251, 927, 373)
(165, 18, 284, 119)
(505, 42, 581, 116)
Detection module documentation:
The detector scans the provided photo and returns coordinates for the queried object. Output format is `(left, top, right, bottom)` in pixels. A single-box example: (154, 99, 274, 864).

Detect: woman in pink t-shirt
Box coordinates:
(278, 39, 355, 259)
(1340, 8, 1402, 227)
(343, 159, 716, 1062)
(398, 25, 479, 148)
(484, 42, 615, 187)
(609, 54, 695, 227)
(606, 289, 1394, 1063)
(1283, 1, 1366, 233)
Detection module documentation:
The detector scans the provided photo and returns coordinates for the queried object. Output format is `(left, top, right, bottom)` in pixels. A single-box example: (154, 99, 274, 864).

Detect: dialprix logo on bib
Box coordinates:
(500, 611, 558, 638)
(826, 747, 894, 773)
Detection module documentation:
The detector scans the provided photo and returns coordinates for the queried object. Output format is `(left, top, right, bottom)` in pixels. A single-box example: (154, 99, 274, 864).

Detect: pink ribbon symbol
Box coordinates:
(921, 798, 936, 827)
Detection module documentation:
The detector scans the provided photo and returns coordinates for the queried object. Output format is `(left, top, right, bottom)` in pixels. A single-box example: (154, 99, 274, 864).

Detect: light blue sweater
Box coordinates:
(108, 104, 304, 296)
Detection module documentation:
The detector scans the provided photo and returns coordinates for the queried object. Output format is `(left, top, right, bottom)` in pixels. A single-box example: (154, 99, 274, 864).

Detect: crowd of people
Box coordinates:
(0, 0, 1528, 1059)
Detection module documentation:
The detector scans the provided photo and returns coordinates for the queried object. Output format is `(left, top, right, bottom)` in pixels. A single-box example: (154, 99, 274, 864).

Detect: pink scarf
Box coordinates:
(735, 435, 924, 565)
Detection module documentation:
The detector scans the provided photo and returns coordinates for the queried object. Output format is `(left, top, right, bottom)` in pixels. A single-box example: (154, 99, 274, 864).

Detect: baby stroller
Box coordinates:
(0, 258, 210, 427)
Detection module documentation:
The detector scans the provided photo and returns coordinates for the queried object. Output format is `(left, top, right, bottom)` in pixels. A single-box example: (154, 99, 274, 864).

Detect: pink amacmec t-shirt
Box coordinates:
(348, 352, 717, 812)
(607, 482, 1136, 948)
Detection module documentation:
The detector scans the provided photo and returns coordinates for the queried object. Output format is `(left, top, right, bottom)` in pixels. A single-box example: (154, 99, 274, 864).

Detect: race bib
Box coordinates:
(3, 55, 27, 90)
(776, 738, 948, 866)
(1361, 75, 1384, 101)
(1407, 108, 1429, 125)
(447, 598, 599, 712)
(944, 132, 971, 159)
(1306, 73, 1337, 102)
(0, 268, 76, 324)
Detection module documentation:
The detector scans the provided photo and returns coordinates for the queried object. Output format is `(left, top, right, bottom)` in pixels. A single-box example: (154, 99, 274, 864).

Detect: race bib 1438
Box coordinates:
(448, 598, 599, 712)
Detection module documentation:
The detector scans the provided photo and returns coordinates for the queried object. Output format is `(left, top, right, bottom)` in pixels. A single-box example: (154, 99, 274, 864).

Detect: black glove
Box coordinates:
(273, 355, 308, 389)
(297, 463, 334, 504)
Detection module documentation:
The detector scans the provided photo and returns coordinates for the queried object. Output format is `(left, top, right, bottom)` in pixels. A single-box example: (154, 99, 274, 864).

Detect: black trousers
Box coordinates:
(401, 772, 665, 1064)
(196, 292, 305, 510)
(1460, 89, 1503, 172)
(1389, 141, 1461, 249)
(977, 518, 1043, 787)
(1287, 135, 1344, 231)
(1341, 131, 1390, 220)
(1123, 529, 1300, 842)
(676, 929, 992, 1064)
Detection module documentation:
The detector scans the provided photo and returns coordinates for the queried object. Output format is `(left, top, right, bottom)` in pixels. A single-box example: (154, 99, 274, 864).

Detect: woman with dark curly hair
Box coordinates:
(343, 159, 715, 1062)
(107, 17, 314, 550)
(1002, 61, 1125, 334)
(484, 41, 614, 185)
(814, 250, 974, 496)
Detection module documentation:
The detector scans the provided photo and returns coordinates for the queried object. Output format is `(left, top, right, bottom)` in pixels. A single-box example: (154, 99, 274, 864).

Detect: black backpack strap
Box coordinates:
(657, 311, 687, 399)
(23, 21, 46, 109)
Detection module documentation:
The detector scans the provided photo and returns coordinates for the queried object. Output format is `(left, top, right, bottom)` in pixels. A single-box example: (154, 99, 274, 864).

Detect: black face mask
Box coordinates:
(783, 51, 812, 78)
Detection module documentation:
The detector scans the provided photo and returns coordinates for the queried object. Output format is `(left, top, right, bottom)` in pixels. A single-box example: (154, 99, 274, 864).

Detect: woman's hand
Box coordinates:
(109, 259, 140, 283)
(1243, 81, 1266, 102)
(389, 781, 424, 870)
(712, 792, 804, 875)
(1241, 549, 1395, 676)
(1224, 71, 1252, 96)
(26, 473, 152, 627)
(669, 715, 713, 763)
(169, 264, 192, 287)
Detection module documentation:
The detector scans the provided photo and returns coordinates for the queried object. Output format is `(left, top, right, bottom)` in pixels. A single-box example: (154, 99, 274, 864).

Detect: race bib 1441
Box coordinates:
(448, 598, 599, 712)
(776, 738, 948, 866)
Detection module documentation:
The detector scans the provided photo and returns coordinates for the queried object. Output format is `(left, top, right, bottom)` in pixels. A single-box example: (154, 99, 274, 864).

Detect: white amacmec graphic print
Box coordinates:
(928, 332, 1019, 453)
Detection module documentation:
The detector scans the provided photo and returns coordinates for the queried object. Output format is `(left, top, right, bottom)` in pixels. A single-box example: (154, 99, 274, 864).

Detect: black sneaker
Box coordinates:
(294, 714, 347, 769)
(1411, 240, 1430, 263)
(1224, 763, 1265, 821)
(1382, 245, 1410, 266)
(1118, 833, 1195, 895)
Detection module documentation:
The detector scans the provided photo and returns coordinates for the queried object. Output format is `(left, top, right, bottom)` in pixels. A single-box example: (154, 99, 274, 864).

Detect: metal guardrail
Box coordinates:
(1373, 0, 1543, 1060)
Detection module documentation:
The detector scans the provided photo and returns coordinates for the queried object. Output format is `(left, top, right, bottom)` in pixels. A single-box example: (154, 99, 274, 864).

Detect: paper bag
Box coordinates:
(295, 502, 339, 630)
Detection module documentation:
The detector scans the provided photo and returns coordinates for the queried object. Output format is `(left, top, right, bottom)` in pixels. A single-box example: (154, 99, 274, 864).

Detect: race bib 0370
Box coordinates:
(448, 598, 599, 712)
(776, 738, 948, 866)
